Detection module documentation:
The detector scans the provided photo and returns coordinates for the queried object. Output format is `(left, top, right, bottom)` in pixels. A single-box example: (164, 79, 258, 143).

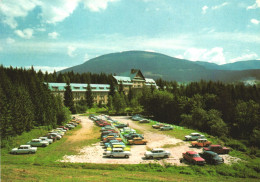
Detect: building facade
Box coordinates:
(113, 69, 157, 95)
(47, 69, 157, 104)
(48, 83, 110, 104)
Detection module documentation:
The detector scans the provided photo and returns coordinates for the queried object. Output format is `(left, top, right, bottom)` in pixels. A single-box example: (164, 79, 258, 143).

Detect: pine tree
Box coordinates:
(64, 81, 76, 114)
(86, 82, 94, 108)
(109, 80, 116, 97)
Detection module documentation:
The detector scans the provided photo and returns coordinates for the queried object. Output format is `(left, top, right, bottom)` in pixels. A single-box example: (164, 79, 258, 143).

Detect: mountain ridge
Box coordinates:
(60, 51, 260, 82)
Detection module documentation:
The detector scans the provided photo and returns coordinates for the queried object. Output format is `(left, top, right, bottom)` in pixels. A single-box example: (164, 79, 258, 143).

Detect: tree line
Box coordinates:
(0, 66, 71, 142)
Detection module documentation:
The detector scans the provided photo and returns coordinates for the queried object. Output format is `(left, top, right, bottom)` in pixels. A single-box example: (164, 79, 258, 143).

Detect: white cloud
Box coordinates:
(230, 53, 258, 63)
(184, 48, 207, 61)
(14, 28, 34, 39)
(247, 0, 260, 9)
(83, 0, 118, 12)
(6, 37, 15, 44)
(0, 0, 40, 29)
(0, 0, 119, 28)
(183, 47, 226, 64)
(48, 32, 59, 39)
(67, 46, 77, 57)
(202, 47, 226, 64)
(40, 0, 80, 24)
(175, 55, 184, 59)
(251, 19, 260, 25)
(212, 2, 229, 10)
(25, 66, 68, 73)
(202, 6, 208, 14)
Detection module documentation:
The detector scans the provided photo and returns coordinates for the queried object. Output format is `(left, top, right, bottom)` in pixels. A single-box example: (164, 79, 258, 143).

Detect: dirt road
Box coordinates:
(61, 116, 240, 165)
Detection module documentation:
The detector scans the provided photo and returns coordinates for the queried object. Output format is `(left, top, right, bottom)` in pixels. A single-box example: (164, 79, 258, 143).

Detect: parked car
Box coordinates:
(203, 145, 230, 154)
(44, 134, 57, 142)
(48, 132, 62, 140)
(120, 127, 136, 135)
(39, 137, 53, 144)
(181, 151, 206, 165)
(115, 123, 128, 128)
(131, 114, 143, 121)
(56, 128, 67, 133)
(160, 125, 173, 131)
(10, 145, 37, 154)
(104, 140, 125, 148)
(51, 129, 65, 136)
(27, 139, 49, 147)
(145, 148, 171, 159)
(128, 137, 147, 145)
(103, 137, 122, 143)
(106, 146, 130, 151)
(185, 133, 205, 141)
(100, 125, 114, 131)
(124, 133, 144, 140)
(199, 151, 224, 164)
(191, 139, 212, 148)
(104, 148, 131, 158)
(139, 119, 150, 123)
(59, 126, 69, 131)
(65, 124, 75, 129)
(152, 123, 165, 129)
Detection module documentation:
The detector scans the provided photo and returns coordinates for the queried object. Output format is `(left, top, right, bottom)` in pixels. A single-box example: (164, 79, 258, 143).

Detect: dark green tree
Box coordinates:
(64, 81, 76, 114)
(86, 82, 94, 108)
(109, 80, 116, 97)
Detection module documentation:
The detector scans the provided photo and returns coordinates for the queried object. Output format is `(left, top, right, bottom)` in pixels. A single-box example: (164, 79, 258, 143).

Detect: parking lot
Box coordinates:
(60, 115, 240, 165)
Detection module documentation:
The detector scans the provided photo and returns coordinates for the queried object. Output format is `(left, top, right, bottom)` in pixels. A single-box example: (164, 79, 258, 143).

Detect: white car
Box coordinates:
(104, 148, 131, 158)
(27, 139, 49, 147)
(51, 130, 65, 136)
(39, 137, 53, 144)
(10, 145, 37, 154)
(145, 148, 171, 159)
(56, 128, 67, 133)
(185, 133, 205, 141)
(48, 132, 62, 140)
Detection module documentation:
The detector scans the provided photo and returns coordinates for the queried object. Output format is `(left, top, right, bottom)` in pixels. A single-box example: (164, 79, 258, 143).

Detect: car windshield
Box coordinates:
(192, 154, 200, 157)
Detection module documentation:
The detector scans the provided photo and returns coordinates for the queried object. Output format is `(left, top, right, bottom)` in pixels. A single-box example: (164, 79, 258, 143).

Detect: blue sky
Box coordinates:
(0, 0, 260, 72)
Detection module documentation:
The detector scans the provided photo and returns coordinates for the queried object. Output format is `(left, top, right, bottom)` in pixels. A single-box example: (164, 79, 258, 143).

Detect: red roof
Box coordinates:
(210, 145, 221, 147)
(187, 151, 197, 154)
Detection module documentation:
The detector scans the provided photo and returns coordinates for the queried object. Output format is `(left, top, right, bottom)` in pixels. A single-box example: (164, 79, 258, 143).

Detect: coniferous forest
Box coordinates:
(1, 66, 260, 150)
(0, 66, 71, 143)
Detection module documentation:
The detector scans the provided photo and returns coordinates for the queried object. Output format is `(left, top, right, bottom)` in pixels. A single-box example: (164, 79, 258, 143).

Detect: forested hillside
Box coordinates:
(0, 66, 71, 145)
(139, 81, 260, 149)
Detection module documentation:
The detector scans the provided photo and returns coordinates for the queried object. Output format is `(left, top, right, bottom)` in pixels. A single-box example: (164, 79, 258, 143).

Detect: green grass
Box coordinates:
(3, 164, 258, 182)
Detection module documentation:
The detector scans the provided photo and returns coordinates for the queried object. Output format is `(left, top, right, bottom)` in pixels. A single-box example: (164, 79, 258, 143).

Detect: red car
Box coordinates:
(59, 126, 69, 131)
(181, 151, 206, 165)
(203, 145, 230, 154)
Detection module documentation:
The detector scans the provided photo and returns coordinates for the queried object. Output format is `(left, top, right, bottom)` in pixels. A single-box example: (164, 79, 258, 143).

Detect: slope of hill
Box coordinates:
(196, 60, 260, 70)
(60, 51, 260, 82)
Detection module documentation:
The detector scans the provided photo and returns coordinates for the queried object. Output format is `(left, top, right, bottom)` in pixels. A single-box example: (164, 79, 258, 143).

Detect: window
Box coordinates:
(99, 87, 104, 89)
(74, 87, 80, 89)
(91, 87, 96, 89)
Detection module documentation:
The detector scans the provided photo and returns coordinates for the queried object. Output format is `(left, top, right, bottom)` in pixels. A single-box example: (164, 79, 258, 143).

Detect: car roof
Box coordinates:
(112, 148, 123, 151)
(187, 151, 198, 154)
(191, 133, 200, 135)
(210, 145, 221, 147)
(204, 151, 217, 155)
(152, 148, 164, 151)
(32, 139, 41, 141)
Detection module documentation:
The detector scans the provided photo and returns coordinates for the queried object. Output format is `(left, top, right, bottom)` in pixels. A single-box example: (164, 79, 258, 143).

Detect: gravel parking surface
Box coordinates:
(61, 116, 240, 165)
